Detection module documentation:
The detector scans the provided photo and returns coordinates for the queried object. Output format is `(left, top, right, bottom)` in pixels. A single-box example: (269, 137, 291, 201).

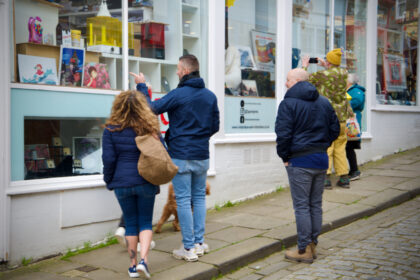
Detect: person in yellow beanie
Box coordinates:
(302, 49, 353, 188)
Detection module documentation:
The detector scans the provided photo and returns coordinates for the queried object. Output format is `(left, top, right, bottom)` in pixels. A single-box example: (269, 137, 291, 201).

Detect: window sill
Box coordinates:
(7, 175, 105, 195)
(10, 83, 120, 95)
(371, 105, 420, 113)
(214, 133, 276, 144)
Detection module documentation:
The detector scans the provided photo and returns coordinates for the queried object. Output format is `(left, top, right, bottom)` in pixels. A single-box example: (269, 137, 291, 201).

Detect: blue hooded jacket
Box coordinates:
(137, 77, 219, 160)
(275, 81, 340, 162)
(347, 84, 365, 129)
(102, 126, 153, 190)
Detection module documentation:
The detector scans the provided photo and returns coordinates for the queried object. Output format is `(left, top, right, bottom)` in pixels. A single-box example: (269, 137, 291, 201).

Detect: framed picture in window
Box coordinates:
(59, 46, 85, 87)
(18, 54, 59, 85)
(251, 31, 276, 73)
(236, 45, 256, 69)
(383, 54, 407, 92)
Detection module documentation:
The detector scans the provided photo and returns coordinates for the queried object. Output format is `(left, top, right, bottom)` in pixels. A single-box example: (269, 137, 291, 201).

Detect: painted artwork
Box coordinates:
(59, 46, 85, 87)
(251, 31, 276, 73)
(241, 80, 259, 97)
(24, 144, 50, 173)
(83, 63, 111, 89)
(236, 45, 256, 69)
(18, 54, 58, 85)
(383, 54, 407, 92)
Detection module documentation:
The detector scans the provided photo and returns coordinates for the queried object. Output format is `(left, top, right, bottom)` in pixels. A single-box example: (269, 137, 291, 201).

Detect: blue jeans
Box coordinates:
(114, 184, 157, 236)
(172, 159, 209, 249)
(286, 166, 325, 250)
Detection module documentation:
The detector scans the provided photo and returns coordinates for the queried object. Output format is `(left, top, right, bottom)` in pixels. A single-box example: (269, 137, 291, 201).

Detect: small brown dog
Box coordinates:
(154, 182, 211, 233)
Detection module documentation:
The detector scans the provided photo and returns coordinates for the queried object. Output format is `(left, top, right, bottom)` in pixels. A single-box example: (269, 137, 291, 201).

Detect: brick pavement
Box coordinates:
(221, 197, 420, 280)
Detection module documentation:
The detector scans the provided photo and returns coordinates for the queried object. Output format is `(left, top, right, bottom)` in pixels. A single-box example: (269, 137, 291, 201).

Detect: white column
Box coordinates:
(0, 0, 11, 262)
(207, 0, 225, 175)
(365, 0, 378, 137)
(276, 0, 293, 105)
(329, 0, 335, 51)
(122, 0, 129, 90)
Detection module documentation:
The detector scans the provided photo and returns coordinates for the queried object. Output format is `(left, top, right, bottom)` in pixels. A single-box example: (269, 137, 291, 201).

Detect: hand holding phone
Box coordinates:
(309, 57, 318, 64)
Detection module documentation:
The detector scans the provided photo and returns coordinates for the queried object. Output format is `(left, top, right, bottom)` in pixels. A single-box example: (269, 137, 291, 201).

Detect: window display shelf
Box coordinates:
(34, 0, 63, 9)
(183, 33, 200, 39)
(100, 53, 177, 65)
(59, 7, 146, 17)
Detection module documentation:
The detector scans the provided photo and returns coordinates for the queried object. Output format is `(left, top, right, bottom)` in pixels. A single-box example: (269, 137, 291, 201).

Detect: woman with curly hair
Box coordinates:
(102, 90, 160, 278)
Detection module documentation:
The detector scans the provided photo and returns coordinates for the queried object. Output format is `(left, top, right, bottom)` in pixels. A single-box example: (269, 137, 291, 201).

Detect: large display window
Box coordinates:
(224, 0, 277, 134)
(11, 0, 208, 181)
(376, 0, 418, 106)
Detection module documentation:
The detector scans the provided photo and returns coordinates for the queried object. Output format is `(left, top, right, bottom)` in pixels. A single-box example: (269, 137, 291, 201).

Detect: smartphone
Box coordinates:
(309, 57, 318, 64)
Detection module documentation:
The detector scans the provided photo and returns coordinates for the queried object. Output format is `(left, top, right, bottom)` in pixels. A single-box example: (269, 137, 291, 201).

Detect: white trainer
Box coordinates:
(194, 243, 210, 256)
(172, 245, 198, 262)
(115, 227, 126, 247)
(137, 240, 156, 252)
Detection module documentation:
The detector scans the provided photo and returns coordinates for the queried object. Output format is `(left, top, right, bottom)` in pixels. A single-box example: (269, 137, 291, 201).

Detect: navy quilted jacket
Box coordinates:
(275, 81, 340, 162)
(102, 126, 152, 190)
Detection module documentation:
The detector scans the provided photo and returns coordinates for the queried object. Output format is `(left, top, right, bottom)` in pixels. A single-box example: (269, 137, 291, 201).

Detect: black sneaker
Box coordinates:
(336, 176, 350, 188)
(324, 175, 332, 189)
(349, 170, 361, 181)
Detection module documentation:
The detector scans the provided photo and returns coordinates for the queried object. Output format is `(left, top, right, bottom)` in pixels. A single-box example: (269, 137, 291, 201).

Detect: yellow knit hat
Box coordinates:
(326, 48, 342, 66)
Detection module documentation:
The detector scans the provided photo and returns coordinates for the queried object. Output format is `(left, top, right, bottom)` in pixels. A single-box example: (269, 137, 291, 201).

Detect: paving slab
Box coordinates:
(205, 226, 265, 243)
(348, 175, 407, 191)
(37, 259, 82, 274)
(211, 213, 281, 230)
(200, 237, 282, 274)
(2, 271, 75, 280)
(153, 232, 182, 253)
(385, 158, 419, 165)
(392, 177, 420, 194)
(358, 188, 411, 211)
(204, 238, 231, 252)
(362, 168, 419, 178)
(205, 222, 231, 234)
(241, 204, 295, 220)
(69, 244, 127, 272)
(323, 203, 376, 228)
(152, 262, 218, 280)
(81, 268, 127, 280)
(262, 223, 296, 247)
(323, 190, 365, 204)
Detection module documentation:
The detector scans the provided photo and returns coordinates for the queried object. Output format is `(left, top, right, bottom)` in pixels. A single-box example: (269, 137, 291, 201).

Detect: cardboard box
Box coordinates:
(134, 39, 141, 57)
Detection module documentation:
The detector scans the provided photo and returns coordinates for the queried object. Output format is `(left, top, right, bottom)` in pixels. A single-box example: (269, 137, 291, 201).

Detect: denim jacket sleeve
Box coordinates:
(102, 128, 116, 186)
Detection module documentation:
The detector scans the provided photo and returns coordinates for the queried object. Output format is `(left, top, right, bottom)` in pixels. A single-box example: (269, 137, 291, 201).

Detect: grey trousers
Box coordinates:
(286, 166, 325, 250)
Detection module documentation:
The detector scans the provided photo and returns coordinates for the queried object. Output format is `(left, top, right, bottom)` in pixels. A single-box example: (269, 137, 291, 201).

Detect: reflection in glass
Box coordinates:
(377, 0, 418, 106)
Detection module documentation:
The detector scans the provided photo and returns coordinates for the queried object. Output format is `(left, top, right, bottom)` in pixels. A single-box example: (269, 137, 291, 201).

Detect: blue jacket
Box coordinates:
(102, 126, 152, 190)
(137, 77, 219, 160)
(275, 81, 340, 162)
(347, 84, 365, 129)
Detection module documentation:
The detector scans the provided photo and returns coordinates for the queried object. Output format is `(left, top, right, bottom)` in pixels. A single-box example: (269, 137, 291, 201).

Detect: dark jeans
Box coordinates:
(114, 184, 157, 236)
(286, 166, 325, 250)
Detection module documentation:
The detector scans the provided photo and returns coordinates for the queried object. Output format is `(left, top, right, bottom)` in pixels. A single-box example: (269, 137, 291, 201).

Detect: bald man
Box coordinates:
(275, 69, 340, 263)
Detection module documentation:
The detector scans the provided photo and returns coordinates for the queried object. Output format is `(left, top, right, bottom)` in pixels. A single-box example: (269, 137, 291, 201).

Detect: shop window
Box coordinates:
(292, 0, 330, 72)
(376, 0, 418, 106)
(224, 0, 277, 133)
(12, 0, 208, 92)
(334, 0, 368, 131)
(24, 118, 105, 180)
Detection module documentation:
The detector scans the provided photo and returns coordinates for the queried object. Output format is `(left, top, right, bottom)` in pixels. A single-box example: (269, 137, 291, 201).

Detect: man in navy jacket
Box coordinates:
(275, 68, 339, 263)
(130, 55, 219, 262)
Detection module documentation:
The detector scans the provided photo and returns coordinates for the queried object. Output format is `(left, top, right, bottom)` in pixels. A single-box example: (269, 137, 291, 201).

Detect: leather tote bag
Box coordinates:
(135, 135, 178, 185)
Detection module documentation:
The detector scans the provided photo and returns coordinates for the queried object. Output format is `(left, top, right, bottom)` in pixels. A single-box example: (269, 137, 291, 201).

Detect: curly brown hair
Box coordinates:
(105, 90, 160, 135)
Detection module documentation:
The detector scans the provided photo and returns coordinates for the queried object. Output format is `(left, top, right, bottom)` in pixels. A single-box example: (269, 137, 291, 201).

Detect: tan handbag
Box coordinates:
(135, 135, 178, 185)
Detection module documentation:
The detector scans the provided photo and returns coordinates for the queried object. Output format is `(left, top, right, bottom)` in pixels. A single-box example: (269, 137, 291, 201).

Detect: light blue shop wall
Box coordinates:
(11, 88, 115, 181)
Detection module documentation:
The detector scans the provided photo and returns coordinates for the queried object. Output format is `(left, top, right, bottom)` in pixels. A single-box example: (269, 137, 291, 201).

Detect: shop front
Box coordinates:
(1, 0, 419, 263)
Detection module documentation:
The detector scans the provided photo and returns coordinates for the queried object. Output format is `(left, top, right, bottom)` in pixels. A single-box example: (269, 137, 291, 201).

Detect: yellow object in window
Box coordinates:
(346, 93, 352, 100)
(226, 0, 235, 8)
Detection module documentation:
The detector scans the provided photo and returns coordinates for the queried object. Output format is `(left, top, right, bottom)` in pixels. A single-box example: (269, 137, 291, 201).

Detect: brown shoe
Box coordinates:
(285, 245, 313, 263)
(310, 242, 317, 259)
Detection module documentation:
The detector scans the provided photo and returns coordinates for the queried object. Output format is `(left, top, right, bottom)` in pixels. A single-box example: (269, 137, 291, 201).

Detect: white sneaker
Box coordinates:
(172, 245, 198, 262)
(115, 227, 126, 247)
(194, 243, 210, 256)
(137, 240, 156, 252)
